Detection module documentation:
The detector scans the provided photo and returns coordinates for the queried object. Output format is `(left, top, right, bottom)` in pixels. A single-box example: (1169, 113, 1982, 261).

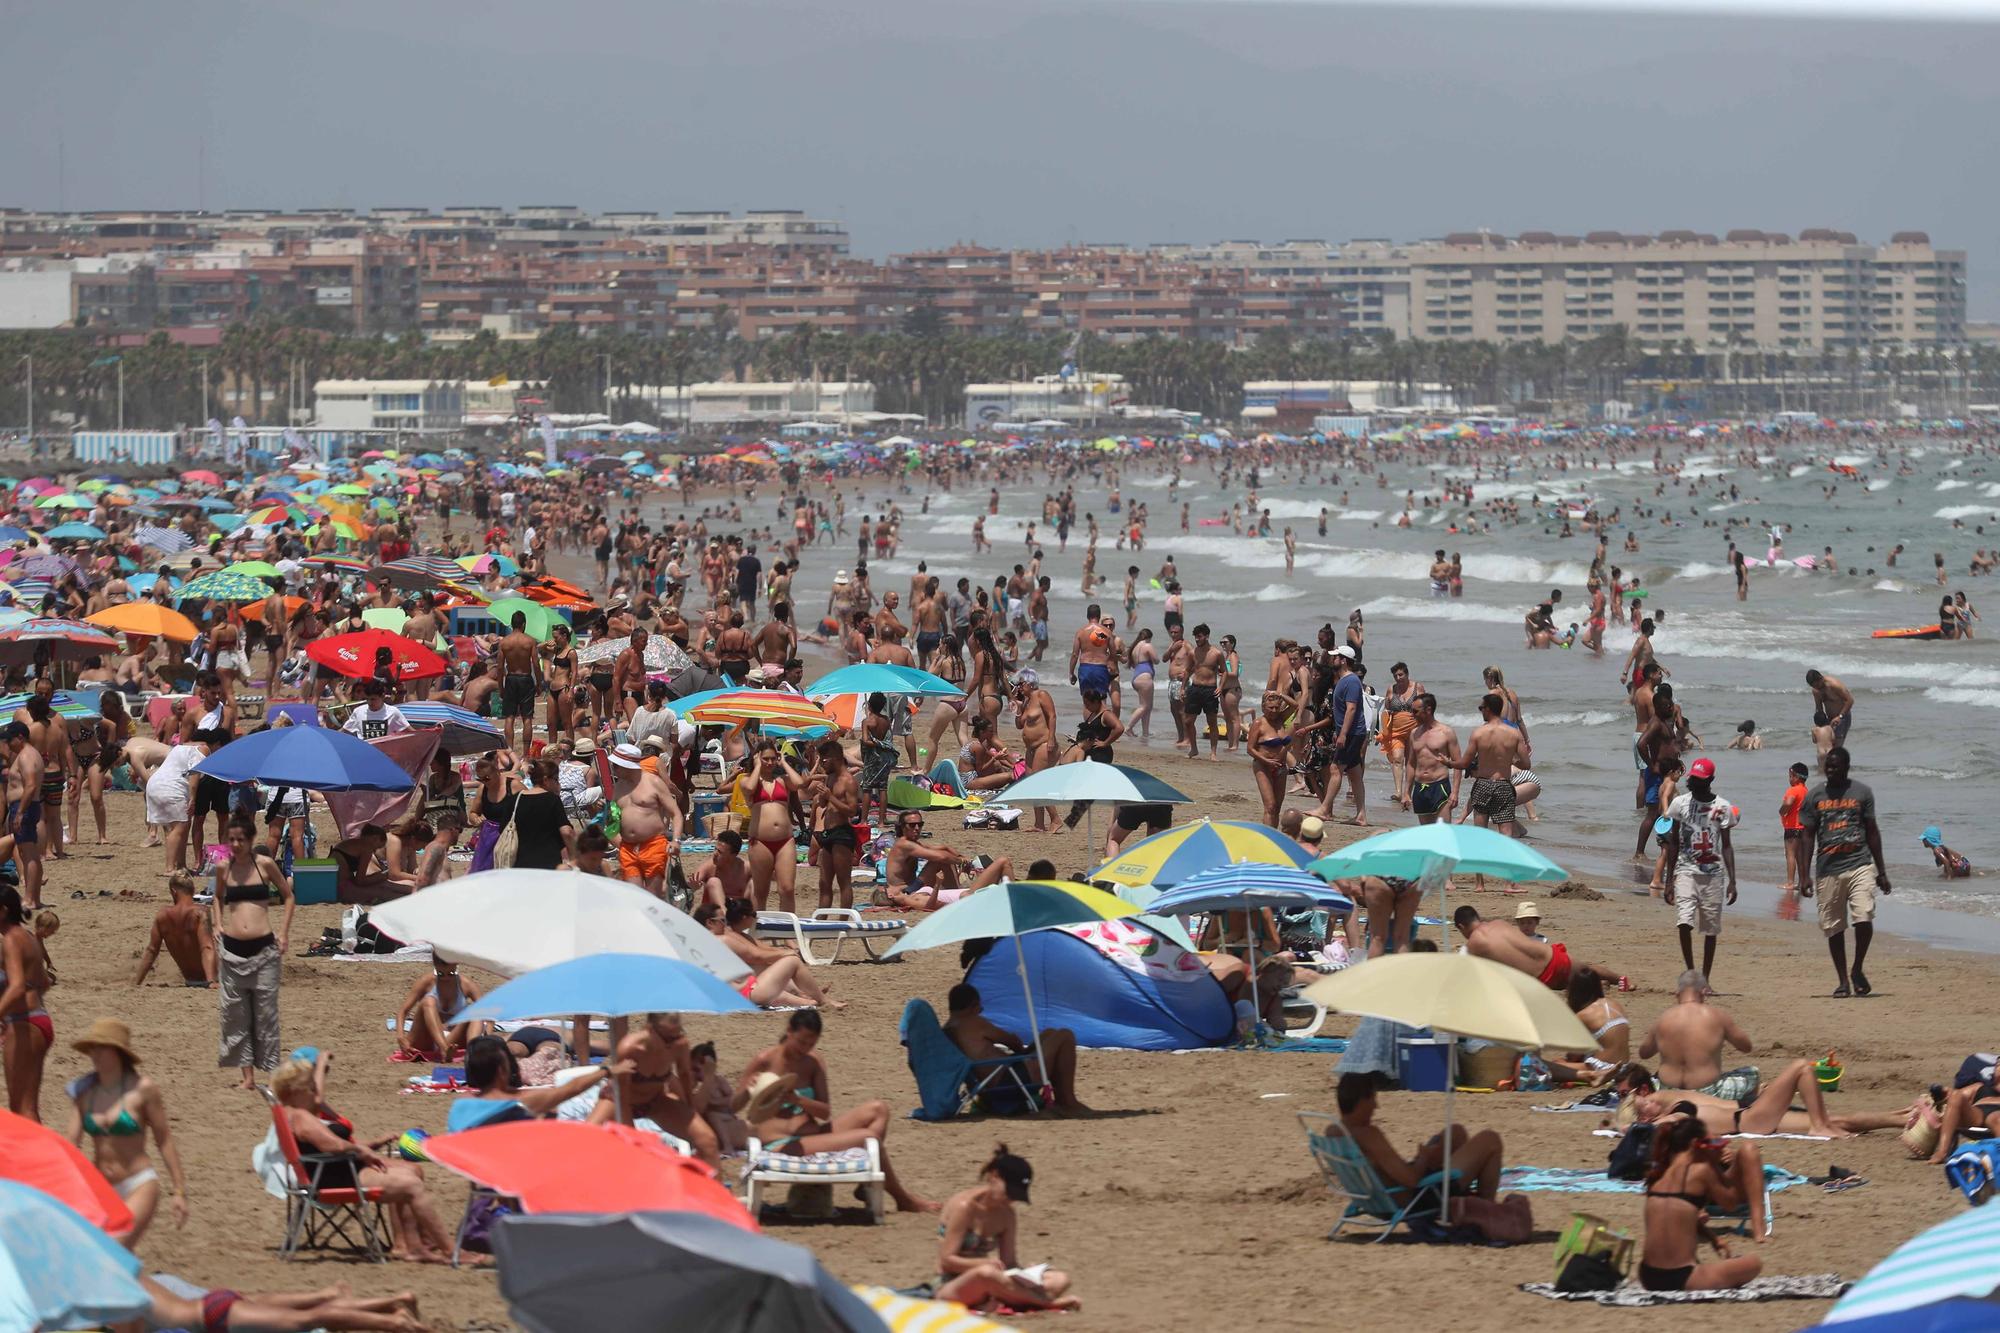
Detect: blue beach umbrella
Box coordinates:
(195, 725, 416, 792)
(42, 522, 106, 541)
(0, 1179, 150, 1331)
(1309, 823, 1569, 949)
(1824, 1204, 2000, 1325)
(1146, 862, 1355, 917)
(993, 760, 1190, 808)
(397, 701, 505, 755)
(1091, 818, 1315, 888)
(0, 526, 28, 545)
(804, 663, 964, 699)
(452, 953, 759, 1026)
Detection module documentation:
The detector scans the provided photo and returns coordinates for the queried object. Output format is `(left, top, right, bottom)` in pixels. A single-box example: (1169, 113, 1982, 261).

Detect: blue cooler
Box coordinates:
(1396, 1035, 1454, 1092)
(691, 792, 727, 835)
(290, 859, 340, 905)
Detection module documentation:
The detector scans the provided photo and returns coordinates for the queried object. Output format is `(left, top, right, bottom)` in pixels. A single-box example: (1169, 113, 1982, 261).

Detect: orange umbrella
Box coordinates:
(424, 1121, 756, 1228)
(0, 1107, 134, 1235)
(239, 596, 307, 624)
(85, 602, 200, 641)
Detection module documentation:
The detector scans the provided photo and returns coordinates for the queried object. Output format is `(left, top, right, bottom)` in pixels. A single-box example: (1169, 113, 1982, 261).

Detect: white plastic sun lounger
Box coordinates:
(753, 909, 909, 965)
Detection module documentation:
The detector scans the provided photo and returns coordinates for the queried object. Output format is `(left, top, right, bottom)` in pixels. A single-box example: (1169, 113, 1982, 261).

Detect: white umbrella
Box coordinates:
(369, 869, 747, 981)
(1303, 954, 1593, 1205)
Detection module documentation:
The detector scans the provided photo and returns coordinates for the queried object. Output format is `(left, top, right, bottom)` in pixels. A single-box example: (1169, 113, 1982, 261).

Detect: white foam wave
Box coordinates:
(1937, 480, 1969, 491)
(1924, 687, 2000, 709)
(1677, 562, 1730, 580)
(1873, 579, 1914, 593)
(1866, 479, 1893, 492)
(1249, 583, 1308, 602)
(1787, 464, 1813, 478)
(1534, 709, 1620, 728)
(1935, 505, 1999, 520)
(1892, 766, 1970, 780)
(1660, 622, 2000, 691)
(1982, 483, 2000, 499)
(1356, 595, 1521, 625)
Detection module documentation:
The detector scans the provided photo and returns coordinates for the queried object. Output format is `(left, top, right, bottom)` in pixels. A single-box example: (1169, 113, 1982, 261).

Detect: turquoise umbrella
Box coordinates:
(0, 1179, 149, 1330)
(804, 664, 964, 699)
(885, 881, 1143, 1097)
(1824, 1202, 2000, 1324)
(989, 759, 1191, 845)
(1308, 824, 1565, 948)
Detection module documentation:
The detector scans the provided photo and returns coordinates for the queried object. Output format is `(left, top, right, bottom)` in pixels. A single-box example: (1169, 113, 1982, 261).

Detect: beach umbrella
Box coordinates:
(451, 953, 758, 1027)
(370, 555, 467, 589)
(1308, 824, 1566, 947)
(484, 596, 560, 642)
(329, 483, 371, 497)
(360, 607, 410, 634)
(42, 521, 105, 542)
(34, 493, 90, 510)
(195, 726, 416, 792)
(134, 524, 194, 554)
(368, 869, 748, 981)
(0, 1180, 148, 1330)
(990, 759, 1191, 844)
(396, 701, 505, 754)
(306, 555, 370, 575)
(0, 526, 26, 545)
(85, 602, 200, 642)
(0, 1108, 136, 1236)
(177, 570, 273, 603)
(1090, 817, 1314, 888)
(428, 1122, 754, 1224)
(222, 560, 286, 580)
(1145, 863, 1355, 1031)
(853, 1286, 1018, 1333)
(307, 628, 448, 681)
(578, 634, 691, 674)
(1303, 953, 1593, 1203)
(681, 690, 834, 731)
(803, 663, 965, 699)
(245, 504, 311, 527)
(0, 618, 120, 665)
(1821, 1301, 2000, 1333)
(494, 1210, 887, 1333)
(1823, 1203, 2000, 1325)
(0, 691, 99, 720)
(886, 880, 1143, 1096)
(459, 552, 520, 577)
(182, 469, 223, 488)
(305, 518, 370, 541)
(15, 553, 80, 581)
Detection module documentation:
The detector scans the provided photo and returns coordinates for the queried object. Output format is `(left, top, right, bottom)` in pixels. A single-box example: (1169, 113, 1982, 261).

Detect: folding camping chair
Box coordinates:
(898, 998, 1040, 1120)
(258, 1087, 390, 1261)
(1297, 1111, 1459, 1241)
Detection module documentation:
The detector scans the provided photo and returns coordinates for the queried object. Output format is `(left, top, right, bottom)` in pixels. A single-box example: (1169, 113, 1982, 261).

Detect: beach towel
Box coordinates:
(1533, 1090, 1621, 1114)
(926, 758, 969, 799)
(327, 944, 433, 964)
(1518, 1275, 1849, 1306)
(1243, 1035, 1349, 1053)
(1592, 1127, 1830, 1143)
(401, 1069, 466, 1095)
(1501, 1164, 1807, 1195)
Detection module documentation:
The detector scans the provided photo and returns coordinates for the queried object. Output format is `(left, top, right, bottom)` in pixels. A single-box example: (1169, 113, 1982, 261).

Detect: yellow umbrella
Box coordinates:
(85, 602, 200, 642)
(853, 1285, 1018, 1332)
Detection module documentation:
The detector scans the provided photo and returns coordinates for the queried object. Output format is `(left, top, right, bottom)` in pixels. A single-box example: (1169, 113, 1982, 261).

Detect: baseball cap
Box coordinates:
(990, 1152, 1033, 1203)
(1687, 758, 1716, 780)
(1513, 901, 1541, 921)
(1332, 644, 1357, 660)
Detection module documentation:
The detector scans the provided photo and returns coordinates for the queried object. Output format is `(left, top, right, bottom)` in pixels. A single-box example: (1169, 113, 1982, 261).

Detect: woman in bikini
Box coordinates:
(544, 622, 578, 749)
(924, 633, 970, 759)
(1637, 1117, 1765, 1292)
(1217, 633, 1244, 751)
(1546, 969, 1629, 1086)
(936, 1146, 1081, 1313)
(1126, 628, 1158, 744)
(583, 613, 618, 725)
(70, 689, 133, 846)
(967, 627, 1009, 730)
(0, 884, 51, 1120)
(1376, 661, 1423, 810)
(65, 1018, 189, 1246)
(213, 814, 294, 1092)
(738, 740, 806, 916)
(734, 1009, 935, 1213)
(1245, 693, 1298, 829)
(805, 739, 862, 911)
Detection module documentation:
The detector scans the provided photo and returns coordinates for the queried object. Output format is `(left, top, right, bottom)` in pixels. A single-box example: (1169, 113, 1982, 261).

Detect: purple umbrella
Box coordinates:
(16, 554, 81, 581)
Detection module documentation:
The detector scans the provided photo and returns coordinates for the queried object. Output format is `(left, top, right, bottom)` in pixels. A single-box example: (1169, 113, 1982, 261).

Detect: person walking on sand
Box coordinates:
(1661, 758, 1737, 984)
(1798, 746, 1890, 998)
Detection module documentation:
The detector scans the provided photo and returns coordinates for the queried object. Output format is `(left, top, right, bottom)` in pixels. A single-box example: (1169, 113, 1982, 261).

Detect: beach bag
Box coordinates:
(1360, 687, 1384, 739)
(1555, 1251, 1624, 1294)
(456, 1192, 515, 1254)
(1605, 1122, 1656, 1181)
(1553, 1212, 1632, 1285)
(1901, 1094, 1944, 1160)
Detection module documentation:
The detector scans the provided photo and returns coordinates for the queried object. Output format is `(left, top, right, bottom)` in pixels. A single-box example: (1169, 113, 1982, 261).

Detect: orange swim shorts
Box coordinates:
(619, 835, 670, 881)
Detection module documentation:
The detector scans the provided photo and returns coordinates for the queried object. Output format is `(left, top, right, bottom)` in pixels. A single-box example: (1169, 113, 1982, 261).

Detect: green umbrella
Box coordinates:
(223, 560, 284, 579)
(36, 494, 90, 510)
(329, 483, 372, 497)
(885, 880, 1141, 1096)
(486, 596, 560, 642)
(1309, 824, 1566, 947)
(360, 607, 409, 634)
(178, 570, 275, 603)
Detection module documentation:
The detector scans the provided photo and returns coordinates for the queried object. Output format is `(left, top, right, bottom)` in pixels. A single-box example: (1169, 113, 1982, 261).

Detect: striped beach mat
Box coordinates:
(852, 1285, 1019, 1332)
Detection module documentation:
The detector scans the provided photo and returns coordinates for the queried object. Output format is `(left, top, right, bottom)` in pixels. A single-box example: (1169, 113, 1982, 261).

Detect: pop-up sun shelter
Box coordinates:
(965, 917, 1234, 1051)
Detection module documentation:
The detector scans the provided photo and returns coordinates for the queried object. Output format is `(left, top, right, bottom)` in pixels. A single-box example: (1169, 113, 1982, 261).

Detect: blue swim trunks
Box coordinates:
(1077, 663, 1111, 696)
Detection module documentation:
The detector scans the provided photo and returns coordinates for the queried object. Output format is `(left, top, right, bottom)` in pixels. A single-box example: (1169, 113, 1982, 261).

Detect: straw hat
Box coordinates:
(72, 1017, 141, 1064)
(572, 737, 597, 758)
(1513, 901, 1542, 921)
(741, 1070, 797, 1124)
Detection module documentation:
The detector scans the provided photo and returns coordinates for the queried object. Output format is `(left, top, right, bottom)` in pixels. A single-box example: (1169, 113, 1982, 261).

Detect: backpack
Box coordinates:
(1605, 1122, 1656, 1181)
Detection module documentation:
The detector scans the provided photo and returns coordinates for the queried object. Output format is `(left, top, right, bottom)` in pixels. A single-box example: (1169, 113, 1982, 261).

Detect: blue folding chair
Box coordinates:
(898, 998, 1039, 1121)
(1297, 1111, 1460, 1241)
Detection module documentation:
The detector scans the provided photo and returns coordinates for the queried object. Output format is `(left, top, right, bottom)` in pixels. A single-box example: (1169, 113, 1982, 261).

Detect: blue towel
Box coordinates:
(899, 998, 974, 1121)
(1247, 1035, 1349, 1053)
(1500, 1164, 1807, 1195)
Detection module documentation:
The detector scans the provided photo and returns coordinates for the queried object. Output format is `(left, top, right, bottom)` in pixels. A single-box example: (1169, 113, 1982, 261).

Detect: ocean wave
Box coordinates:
(1676, 562, 1731, 580)
(1937, 480, 1970, 491)
(1787, 464, 1813, 478)
(1659, 621, 2000, 691)
(1248, 583, 1309, 602)
(1873, 579, 1914, 593)
(1924, 687, 2000, 709)
(1982, 483, 2000, 499)
(1935, 505, 2000, 520)
(1892, 766, 1970, 780)
(1866, 479, 1893, 492)
(1533, 709, 1621, 727)
(1356, 595, 1521, 625)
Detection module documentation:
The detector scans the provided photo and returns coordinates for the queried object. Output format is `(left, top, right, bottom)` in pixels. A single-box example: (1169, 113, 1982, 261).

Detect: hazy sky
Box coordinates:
(6, 0, 1998, 311)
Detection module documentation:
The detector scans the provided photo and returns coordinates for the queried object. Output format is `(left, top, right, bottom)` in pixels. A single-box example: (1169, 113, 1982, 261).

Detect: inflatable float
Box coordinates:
(1871, 625, 1944, 641)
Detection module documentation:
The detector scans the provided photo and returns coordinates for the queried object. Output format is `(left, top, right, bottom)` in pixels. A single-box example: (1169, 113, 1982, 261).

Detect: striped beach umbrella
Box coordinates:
(0, 619, 120, 665)
(134, 525, 194, 554)
(396, 701, 504, 754)
(0, 691, 100, 720)
(680, 690, 835, 731)
(1089, 818, 1315, 888)
(371, 555, 467, 588)
(853, 1285, 1019, 1332)
(1824, 1203, 2000, 1325)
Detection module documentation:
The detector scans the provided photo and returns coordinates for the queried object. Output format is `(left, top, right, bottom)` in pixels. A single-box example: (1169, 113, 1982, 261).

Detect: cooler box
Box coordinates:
(291, 859, 340, 904)
(1396, 1035, 1453, 1092)
(691, 792, 727, 835)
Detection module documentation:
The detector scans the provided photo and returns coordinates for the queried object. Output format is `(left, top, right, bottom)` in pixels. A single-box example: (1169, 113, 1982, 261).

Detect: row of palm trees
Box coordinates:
(4, 316, 1997, 432)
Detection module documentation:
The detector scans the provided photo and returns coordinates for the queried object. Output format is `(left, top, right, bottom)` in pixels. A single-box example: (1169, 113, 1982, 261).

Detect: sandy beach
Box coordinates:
(35, 733, 1984, 1332)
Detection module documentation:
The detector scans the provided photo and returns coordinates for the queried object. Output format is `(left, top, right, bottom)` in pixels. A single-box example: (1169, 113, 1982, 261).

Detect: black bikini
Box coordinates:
(1639, 1171, 1710, 1291)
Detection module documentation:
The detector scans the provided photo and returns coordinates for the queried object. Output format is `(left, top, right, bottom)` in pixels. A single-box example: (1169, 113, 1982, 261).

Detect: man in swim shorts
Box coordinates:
(1458, 692, 1528, 835)
(1403, 692, 1460, 824)
(613, 750, 682, 898)
(1455, 906, 1623, 992)
(1068, 602, 1114, 696)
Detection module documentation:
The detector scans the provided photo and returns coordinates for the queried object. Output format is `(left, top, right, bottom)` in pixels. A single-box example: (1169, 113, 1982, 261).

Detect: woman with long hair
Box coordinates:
(212, 813, 293, 1092)
(545, 622, 578, 747)
(65, 1018, 190, 1246)
(1637, 1116, 1765, 1292)
(738, 741, 806, 915)
(468, 752, 522, 873)
(0, 884, 51, 1120)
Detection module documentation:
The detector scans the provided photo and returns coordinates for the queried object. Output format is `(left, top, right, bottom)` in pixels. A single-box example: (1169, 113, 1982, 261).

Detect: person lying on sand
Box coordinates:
(1620, 1062, 1909, 1140)
(137, 1274, 427, 1332)
(1453, 906, 1622, 992)
(1336, 1071, 1533, 1243)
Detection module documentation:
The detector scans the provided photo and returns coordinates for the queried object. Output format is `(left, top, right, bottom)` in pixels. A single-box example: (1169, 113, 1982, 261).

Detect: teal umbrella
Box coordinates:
(804, 664, 964, 699)
(885, 880, 1142, 1097)
(486, 596, 561, 642)
(1308, 824, 1565, 948)
(990, 759, 1191, 845)
(0, 1180, 149, 1330)
(1825, 1202, 2000, 1324)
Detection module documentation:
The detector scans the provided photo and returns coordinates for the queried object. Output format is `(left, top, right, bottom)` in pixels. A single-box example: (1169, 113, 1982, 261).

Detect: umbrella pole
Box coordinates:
(1013, 934, 1053, 1107)
(1441, 1042, 1457, 1212)
(1245, 915, 1261, 1039)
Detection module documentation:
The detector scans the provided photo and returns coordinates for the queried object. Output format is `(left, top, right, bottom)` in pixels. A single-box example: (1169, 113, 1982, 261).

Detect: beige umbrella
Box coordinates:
(1303, 954, 1594, 1201)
